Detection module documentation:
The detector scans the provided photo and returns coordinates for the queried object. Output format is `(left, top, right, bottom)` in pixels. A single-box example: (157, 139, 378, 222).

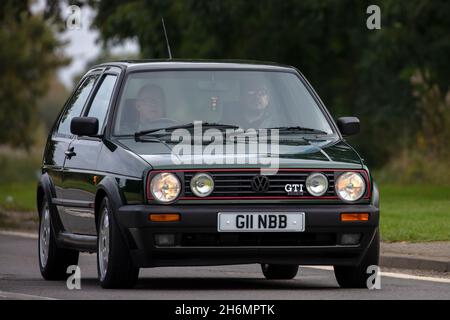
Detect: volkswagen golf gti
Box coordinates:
(37, 60, 379, 288)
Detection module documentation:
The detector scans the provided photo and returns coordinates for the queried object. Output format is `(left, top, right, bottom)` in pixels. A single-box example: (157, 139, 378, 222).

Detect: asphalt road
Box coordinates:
(0, 233, 449, 300)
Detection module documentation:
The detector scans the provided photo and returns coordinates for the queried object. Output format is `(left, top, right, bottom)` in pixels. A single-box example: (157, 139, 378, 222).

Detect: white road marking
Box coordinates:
(0, 290, 56, 300)
(305, 265, 334, 271)
(305, 266, 450, 284)
(380, 271, 450, 283)
(0, 230, 38, 239)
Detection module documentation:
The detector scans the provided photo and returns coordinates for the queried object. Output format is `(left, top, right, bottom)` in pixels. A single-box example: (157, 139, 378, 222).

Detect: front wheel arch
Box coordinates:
(94, 176, 125, 228)
(94, 189, 108, 229)
(37, 173, 55, 217)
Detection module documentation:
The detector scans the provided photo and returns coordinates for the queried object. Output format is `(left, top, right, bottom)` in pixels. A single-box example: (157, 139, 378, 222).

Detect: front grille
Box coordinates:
(179, 232, 337, 247)
(184, 170, 336, 198)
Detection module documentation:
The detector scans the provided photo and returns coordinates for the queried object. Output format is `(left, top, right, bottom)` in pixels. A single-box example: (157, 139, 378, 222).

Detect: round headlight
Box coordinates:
(190, 173, 214, 197)
(150, 173, 181, 203)
(306, 173, 328, 196)
(335, 172, 366, 202)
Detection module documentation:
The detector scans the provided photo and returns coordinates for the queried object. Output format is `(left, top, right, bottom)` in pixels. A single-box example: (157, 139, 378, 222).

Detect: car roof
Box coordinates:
(95, 59, 297, 73)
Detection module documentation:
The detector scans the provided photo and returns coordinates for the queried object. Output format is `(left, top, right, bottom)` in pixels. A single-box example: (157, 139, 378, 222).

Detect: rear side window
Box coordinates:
(86, 74, 117, 134)
(57, 75, 98, 135)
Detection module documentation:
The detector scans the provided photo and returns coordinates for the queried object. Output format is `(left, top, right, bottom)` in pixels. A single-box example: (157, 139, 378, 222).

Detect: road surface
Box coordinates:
(0, 233, 449, 300)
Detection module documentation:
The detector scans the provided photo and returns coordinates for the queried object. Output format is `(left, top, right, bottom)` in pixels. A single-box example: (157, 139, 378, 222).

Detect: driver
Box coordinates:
(135, 84, 166, 129)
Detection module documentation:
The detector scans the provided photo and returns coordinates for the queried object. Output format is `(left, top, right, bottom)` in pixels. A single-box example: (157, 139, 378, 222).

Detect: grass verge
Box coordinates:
(380, 184, 450, 242)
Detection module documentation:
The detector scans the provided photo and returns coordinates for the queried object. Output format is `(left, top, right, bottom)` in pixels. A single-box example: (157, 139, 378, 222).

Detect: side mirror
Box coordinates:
(336, 117, 360, 136)
(70, 117, 99, 136)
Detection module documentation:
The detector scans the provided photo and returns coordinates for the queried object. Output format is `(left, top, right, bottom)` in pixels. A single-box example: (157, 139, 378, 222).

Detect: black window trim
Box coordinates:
(78, 70, 120, 141)
(103, 65, 127, 139)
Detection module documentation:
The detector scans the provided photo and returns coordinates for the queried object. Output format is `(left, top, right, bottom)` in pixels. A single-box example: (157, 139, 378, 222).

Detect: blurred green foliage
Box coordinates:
(37, 75, 69, 132)
(0, 0, 69, 149)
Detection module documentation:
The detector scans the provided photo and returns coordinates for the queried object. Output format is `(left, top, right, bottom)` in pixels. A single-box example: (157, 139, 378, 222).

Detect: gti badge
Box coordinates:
(285, 184, 304, 195)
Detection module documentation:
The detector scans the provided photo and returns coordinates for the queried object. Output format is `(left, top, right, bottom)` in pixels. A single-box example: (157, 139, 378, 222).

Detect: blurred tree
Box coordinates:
(85, 0, 449, 168)
(356, 0, 450, 163)
(37, 73, 69, 132)
(0, 0, 69, 149)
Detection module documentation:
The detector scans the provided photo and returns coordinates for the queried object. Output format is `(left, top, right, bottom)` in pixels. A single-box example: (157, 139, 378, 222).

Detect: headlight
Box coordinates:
(335, 172, 366, 202)
(306, 172, 328, 196)
(150, 173, 181, 203)
(190, 173, 214, 197)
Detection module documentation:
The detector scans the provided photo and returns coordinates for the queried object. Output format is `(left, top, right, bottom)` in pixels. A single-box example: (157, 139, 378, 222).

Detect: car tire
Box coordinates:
(261, 264, 299, 279)
(333, 230, 380, 288)
(39, 198, 79, 280)
(97, 197, 139, 289)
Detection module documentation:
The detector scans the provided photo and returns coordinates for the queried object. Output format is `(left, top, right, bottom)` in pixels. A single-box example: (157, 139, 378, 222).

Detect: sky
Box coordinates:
(32, 0, 139, 88)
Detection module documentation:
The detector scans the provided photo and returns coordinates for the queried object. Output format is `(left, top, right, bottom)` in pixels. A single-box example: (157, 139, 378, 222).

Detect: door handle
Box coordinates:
(65, 147, 76, 158)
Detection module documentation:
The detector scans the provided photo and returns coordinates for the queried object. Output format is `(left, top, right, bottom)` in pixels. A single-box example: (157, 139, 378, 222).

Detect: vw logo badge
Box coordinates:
(251, 175, 270, 193)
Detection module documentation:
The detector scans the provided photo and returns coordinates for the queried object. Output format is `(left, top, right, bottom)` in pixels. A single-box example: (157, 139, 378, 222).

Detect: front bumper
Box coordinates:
(115, 204, 379, 268)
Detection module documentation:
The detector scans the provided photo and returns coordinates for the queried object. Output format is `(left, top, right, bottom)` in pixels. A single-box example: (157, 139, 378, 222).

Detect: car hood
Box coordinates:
(116, 136, 363, 170)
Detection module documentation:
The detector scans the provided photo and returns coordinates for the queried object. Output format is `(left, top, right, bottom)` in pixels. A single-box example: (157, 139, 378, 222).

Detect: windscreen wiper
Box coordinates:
(265, 126, 329, 135)
(134, 122, 240, 139)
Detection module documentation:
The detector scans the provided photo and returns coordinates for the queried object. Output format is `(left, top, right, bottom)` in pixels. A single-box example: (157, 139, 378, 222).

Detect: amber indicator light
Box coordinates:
(149, 213, 180, 222)
(340, 213, 369, 221)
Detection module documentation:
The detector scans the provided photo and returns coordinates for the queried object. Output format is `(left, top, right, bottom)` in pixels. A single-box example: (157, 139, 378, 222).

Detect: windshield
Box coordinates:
(113, 70, 334, 136)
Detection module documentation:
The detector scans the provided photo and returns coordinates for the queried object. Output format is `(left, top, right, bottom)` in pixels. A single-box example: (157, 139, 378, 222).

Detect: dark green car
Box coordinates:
(37, 60, 379, 289)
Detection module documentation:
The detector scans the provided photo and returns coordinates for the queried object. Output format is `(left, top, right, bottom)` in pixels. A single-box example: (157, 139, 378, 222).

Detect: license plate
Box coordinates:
(217, 212, 305, 232)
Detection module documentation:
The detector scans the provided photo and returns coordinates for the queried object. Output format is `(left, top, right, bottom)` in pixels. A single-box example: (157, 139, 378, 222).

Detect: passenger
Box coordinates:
(239, 78, 272, 128)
